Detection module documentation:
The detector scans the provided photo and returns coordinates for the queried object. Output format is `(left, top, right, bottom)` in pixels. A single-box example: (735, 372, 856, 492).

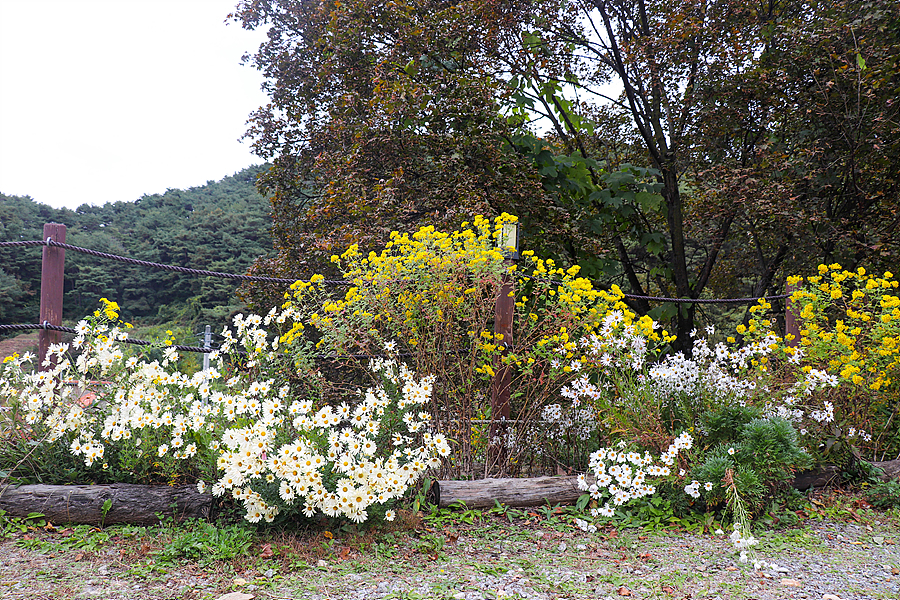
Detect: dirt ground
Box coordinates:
(0, 333, 38, 361)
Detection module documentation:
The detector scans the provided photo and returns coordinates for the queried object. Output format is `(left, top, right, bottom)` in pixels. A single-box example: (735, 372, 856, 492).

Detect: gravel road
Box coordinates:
(0, 512, 897, 600)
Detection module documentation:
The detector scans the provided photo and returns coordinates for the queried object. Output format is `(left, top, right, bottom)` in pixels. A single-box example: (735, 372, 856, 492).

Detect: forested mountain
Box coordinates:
(0, 166, 274, 329)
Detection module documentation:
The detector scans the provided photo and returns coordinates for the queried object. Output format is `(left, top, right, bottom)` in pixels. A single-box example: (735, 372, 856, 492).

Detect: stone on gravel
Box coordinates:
(215, 594, 254, 600)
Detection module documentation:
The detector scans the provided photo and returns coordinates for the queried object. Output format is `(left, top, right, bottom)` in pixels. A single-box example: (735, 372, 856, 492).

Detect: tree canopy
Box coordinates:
(233, 0, 899, 350)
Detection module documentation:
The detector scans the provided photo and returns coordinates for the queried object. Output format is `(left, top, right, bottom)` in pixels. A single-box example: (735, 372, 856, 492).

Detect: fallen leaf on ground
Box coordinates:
(258, 543, 274, 559)
(618, 586, 631, 596)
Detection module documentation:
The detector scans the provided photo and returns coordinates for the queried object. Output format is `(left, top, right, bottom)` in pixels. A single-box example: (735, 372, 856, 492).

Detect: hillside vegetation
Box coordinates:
(0, 166, 273, 331)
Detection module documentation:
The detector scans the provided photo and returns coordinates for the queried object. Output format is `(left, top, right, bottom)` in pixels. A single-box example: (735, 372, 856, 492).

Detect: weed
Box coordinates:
(617, 496, 683, 531)
(415, 532, 446, 557)
(153, 519, 254, 565)
(15, 524, 112, 554)
(865, 480, 900, 510)
(475, 563, 510, 576)
(0, 510, 46, 538)
(424, 502, 481, 527)
(755, 527, 825, 555)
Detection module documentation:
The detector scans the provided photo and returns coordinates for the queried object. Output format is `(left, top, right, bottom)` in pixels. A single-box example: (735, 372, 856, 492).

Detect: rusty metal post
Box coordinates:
(488, 272, 514, 474)
(784, 279, 799, 347)
(38, 223, 66, 371)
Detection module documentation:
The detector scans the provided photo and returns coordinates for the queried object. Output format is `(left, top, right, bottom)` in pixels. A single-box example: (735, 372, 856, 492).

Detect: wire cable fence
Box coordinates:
(0, 323, 419, 361)
(0, 239, 350, 285)
(1, 237, 791, 355)
(2, 238, 789, 300)
(0, 322, 216, 354)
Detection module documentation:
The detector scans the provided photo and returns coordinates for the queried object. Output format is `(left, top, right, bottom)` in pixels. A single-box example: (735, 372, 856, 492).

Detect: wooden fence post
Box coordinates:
(38, 223, 66, 371)
(489, 272, 514, 475)
(784, 279, 799, 347)
(488, 222, 520, 476)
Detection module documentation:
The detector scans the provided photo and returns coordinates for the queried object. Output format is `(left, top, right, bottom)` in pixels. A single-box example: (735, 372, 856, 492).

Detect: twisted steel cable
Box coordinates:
(514, 273, 789, 304)
(0, 324, 416, 359)
(2, 239, 789, 302)
(0, 323, 214, 354)
(0, 239, 348, 285)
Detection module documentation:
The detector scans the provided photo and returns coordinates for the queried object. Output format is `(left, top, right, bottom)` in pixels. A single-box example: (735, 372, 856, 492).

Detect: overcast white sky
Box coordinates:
(0, 0, 269, 210)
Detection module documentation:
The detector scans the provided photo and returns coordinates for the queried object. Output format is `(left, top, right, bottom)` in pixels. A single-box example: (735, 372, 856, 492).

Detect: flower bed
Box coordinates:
(2, 216, 898, 548)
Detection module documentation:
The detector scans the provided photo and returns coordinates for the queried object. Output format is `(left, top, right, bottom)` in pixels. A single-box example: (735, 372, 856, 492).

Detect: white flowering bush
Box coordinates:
(574, 432, 693, 524)
(0, 302, 448, 525)
(556, 310, 820, 531)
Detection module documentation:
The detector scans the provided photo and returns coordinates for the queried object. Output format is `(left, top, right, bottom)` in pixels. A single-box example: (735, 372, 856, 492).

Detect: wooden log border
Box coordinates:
(433, 459, 900, 509)
(0, 483, 210, 525)
(0, 460, 895, 524)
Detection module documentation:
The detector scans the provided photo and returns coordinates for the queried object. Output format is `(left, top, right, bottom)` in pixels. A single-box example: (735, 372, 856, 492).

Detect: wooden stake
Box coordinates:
(784, 279, 799, 347)
(38, 223, 66, 371)
(489, 272, 514, 475)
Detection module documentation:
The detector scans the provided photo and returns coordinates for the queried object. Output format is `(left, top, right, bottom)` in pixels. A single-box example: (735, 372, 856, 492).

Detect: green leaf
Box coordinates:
(635, 191, 663, 212)
(575, 493, 591, 511)
(856, 53, 866, 70)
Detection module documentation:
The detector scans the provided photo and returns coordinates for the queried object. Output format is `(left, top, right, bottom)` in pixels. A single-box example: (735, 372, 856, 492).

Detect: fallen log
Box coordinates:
(436, 459, 900, 509)
(791, 466, 842, 491)
(793, 459, 900, 491)
(873, 459, 900, 481)
(0, 459, 896, 524)
(435, 476, 583, 508)
(0, 483, 210, 525)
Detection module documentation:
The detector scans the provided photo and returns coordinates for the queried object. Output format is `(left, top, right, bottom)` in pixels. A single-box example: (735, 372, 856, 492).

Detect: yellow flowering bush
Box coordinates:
(785, 266, 898, 457)
(280, 214, 672, 475)
(742, 265, 900, 460)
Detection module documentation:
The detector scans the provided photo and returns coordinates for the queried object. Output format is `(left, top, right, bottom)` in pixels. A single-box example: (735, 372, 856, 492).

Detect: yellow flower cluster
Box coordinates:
(788, 264, 898, 393)
(287, 214, 523, 355)
(94, 297, 119, 321)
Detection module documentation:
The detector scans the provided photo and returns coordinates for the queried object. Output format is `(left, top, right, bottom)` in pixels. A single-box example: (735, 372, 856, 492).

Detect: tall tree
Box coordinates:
(234, 0, 899, 350)
(233, 0, 547, 287)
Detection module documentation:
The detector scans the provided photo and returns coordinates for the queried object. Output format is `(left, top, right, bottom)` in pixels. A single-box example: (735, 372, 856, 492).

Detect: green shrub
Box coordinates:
(701, 403, 762, 448)
(865, 479, 900, 510)
(690, 416, 810, 515)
